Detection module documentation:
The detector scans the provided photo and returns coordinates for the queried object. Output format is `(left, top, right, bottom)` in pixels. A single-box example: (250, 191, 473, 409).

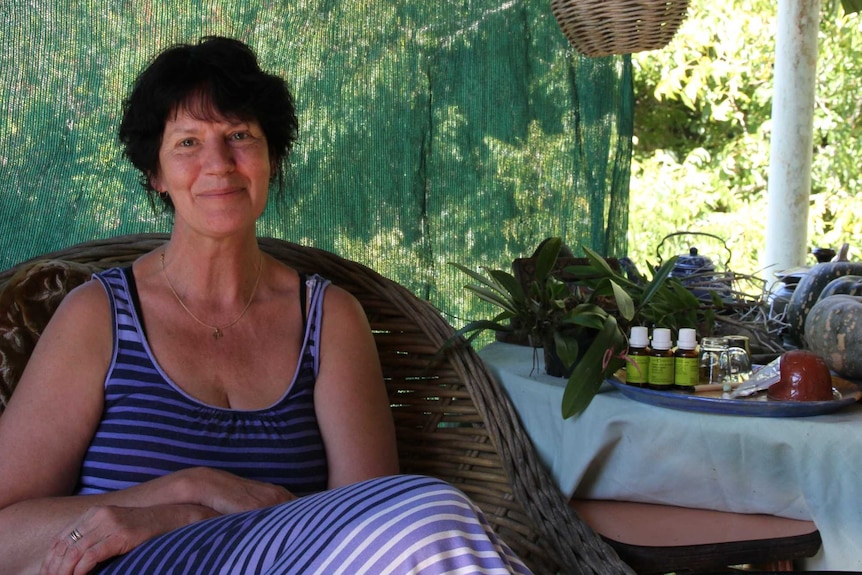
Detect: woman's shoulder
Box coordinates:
(258, 256, 363, 323)
(316, 278, 359, 310)
(47, 274, 112, 336)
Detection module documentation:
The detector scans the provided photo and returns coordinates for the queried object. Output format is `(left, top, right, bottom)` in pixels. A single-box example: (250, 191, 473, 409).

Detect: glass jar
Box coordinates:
(699, 336, 752, 385)
(698, 336, 729, 385)
(722, 345, 752, 384)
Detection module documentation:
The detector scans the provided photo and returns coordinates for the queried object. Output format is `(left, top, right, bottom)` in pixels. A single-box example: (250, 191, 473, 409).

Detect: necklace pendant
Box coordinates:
(161, 249, 263, 342)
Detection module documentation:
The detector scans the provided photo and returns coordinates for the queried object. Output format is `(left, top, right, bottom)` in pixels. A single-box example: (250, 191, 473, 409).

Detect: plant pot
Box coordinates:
(542, 327, 594, 378)
(544, 344, 574, 378)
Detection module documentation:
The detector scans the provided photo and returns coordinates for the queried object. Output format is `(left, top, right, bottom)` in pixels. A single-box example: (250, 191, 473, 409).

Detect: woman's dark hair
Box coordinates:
(119, 36, 298, 210)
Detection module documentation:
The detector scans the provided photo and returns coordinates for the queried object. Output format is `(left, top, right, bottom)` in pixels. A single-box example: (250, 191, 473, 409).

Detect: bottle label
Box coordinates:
(648, 356, 675, 386)
(675, 356, 699, 387)
(626, 355, 650, 384)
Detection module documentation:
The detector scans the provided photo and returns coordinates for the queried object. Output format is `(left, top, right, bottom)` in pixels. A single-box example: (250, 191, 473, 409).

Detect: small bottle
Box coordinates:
(625, 326, 651, 387)
(647, 328, 674, 390)
(674, 328, 699, 391)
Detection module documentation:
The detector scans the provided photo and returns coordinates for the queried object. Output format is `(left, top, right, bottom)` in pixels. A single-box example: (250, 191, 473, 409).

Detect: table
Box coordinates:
(479, 342, 862, 571)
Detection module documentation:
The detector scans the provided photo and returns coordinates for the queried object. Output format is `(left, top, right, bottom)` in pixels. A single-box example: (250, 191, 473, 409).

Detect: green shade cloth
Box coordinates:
(0, 0, 633, 323)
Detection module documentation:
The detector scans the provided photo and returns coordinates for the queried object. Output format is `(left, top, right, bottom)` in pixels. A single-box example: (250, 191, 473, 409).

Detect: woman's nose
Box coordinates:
(203, 139, 236, 173)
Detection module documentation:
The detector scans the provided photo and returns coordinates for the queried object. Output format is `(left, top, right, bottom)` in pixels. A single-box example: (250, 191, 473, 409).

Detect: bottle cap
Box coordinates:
(630, 326, 650, 347)
(652, 328, 672, 350)
(677, 328, 697, 350)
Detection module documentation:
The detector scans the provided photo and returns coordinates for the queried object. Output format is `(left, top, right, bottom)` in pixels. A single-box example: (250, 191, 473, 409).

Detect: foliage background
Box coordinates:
(9, 0, 860, 332)
(0, 0, 633, 327)
(627, 0, 862, 281)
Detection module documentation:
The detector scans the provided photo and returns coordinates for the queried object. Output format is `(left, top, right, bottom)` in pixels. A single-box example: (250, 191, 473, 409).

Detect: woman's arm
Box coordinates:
(0, 280, 120, 572)
(313, 285, 399, 489)
(7, 496, 217, 575)
(3, 466, 293, 575)
(0, 282, 292, 574)
(0, 282, 111, 507)
(11, 465, 293, 575)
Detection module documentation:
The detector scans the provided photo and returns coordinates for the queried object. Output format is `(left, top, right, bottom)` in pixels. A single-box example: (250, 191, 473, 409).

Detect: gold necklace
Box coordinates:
(160, 251, 263, 340)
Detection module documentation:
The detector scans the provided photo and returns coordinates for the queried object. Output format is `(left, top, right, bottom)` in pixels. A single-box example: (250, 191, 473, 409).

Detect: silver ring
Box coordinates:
(68, 528, 83, 544)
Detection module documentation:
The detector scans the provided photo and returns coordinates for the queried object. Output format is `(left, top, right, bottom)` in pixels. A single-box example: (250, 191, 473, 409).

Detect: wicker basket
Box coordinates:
(551, 0, 690, 57)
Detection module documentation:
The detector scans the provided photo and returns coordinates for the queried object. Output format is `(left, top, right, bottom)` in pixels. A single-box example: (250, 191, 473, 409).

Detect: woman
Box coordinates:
(0, 37, 532, 574)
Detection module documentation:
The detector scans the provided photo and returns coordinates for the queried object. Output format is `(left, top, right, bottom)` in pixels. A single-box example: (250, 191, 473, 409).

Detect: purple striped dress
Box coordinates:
(78, 267, 532, 574)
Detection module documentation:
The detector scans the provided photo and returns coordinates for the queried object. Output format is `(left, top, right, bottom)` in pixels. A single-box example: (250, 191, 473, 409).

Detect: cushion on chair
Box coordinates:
(0, 259, 97, 409)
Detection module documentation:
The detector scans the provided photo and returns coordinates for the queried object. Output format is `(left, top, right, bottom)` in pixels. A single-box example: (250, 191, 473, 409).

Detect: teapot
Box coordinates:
(656, 232, 733, 302)
(671, 247, 715, 280)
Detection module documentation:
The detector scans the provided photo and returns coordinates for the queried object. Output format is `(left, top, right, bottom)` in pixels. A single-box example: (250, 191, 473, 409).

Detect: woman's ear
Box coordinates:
(148, 172, 163, 193)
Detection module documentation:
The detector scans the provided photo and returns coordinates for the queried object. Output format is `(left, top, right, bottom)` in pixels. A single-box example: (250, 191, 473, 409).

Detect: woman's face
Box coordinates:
(151, 103, 272, 238)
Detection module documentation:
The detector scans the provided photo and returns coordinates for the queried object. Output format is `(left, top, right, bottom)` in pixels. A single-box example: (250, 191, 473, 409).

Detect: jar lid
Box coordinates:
(677, 328, 697, 349)
(652, 328, 672, 350)
(630, 326, 650, 347)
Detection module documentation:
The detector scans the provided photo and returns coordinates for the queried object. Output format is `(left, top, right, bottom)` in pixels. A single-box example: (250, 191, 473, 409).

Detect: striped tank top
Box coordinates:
(76, 267, 329, 497)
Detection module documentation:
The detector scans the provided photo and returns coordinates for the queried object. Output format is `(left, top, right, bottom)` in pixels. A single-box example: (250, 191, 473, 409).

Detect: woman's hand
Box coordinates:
(39, 468, 297, 575)
(35, 468, 296, 575)
(40, 503, 217, 575)
(173, 466, 297, 515)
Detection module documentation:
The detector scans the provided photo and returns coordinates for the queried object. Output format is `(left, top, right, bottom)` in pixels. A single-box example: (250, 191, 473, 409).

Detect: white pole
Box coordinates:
(763, 0, 821, 283)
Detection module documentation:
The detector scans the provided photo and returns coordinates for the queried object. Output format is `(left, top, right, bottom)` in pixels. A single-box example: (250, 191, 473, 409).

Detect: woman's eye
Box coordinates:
(179, 138, 195, 147)
(231, 131, 250, 141)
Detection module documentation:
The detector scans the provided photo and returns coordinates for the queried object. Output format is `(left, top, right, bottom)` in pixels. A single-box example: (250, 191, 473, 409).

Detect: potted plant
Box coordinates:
(449, 237, 706, 418)
(567, 247, 712, 336)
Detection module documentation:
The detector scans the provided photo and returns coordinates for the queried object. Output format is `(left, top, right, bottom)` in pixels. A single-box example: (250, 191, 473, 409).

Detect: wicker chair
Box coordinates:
(0, 233, 633, 575)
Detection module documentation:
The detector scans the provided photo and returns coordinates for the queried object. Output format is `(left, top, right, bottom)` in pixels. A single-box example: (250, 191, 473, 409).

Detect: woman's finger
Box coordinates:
(40, 526, 86, 575)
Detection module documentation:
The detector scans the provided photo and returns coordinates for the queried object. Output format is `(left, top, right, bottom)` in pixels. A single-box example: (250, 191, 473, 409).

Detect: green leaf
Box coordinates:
(487, 269, 526, 303)
(708, 289, 725, 308)
(449, 262, 497, 290)
(581, 246, 618, 277)
(560, 304, 608, 329)
(561, 315, 626, 418)
(569, 302, 607, 315)
(584, 281, 614, 297)
(609, 279, 635, 320)
(562, 263, 606, 281)
(450, 263, 524, 309)
(579, 246, 639, 290)
(453, 318, 511, 338)
(639, 256, 677, 308)
(670, 280, 703, 308)
(464, 285, 517, 315)
(842, 0, 862, 14)
(553, 330, 580, 368)
(439, 318, 512, 355)
(566, 314, 606, 330)
(534, 237, 562, 283)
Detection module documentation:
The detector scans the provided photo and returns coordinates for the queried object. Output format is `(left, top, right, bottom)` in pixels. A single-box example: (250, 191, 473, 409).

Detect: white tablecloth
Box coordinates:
(479, 342, 862, 571)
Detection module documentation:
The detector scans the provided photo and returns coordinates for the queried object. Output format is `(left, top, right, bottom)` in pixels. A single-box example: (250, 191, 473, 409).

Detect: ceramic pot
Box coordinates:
(542, 327, 593, 378)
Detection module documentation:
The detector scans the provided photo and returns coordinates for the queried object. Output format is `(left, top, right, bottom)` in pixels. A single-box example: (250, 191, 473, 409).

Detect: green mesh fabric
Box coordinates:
(0, 1, 632, 323)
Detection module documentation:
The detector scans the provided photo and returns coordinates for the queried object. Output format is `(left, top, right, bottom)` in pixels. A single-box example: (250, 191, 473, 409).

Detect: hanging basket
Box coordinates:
(550, 0, 690, 57)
